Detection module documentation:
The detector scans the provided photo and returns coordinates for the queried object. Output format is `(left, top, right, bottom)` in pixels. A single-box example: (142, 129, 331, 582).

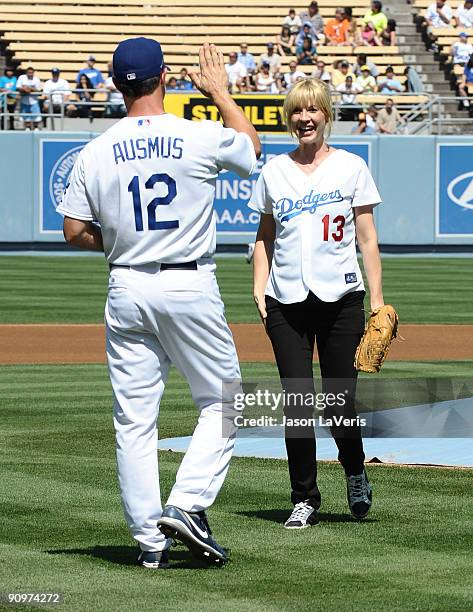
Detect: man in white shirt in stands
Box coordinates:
(336, 75, 363, 120)
(105, 67, 126, 117)
(455, 0, 473, 27)
(450, 31, 473, 65)
(43, 68, 72, 122)
(225, 52, 247, 93)
(16, 67, 42, 130)
(283, 61, 306, 91)
(283, 8, 302, 35)
(425, 0, 453, 50)
(258, 43, 282, 76)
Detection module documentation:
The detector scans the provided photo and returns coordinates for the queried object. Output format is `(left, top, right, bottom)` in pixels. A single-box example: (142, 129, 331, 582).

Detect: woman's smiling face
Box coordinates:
(290, 104, 326, 143)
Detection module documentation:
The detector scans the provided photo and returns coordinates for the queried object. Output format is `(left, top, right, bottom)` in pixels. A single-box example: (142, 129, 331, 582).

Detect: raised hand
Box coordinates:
(189, 42, 229, 99)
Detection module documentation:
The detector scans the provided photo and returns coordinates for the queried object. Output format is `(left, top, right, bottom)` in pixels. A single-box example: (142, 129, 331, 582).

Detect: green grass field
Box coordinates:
(0, 256, 472, 323)
(1, 256, 473, 610)
(1, 363, 473, 611)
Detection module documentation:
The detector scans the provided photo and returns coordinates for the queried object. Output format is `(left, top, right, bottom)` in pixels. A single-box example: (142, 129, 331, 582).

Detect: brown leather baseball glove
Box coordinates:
(354, 305, 399, 373)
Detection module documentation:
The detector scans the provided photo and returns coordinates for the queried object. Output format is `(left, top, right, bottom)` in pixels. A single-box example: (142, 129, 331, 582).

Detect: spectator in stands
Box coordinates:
(105, 71, 126, 118)
(403, 65, 424, 92)
(166, 77, 179, 90)
(276, 25, 296, 56)
(42, 68, 71, 125)
(331, 60, 354, 87)
(361, 21, 382, 46)
(351, 111, 377, 133)
(363, 1, 388, 34)
(450, 32, 473, 65)
(0, 67, 17, 130)
(238, 43, 257, 74)
(425, 0, 453, 50)
(297, 37, 318, 64)
(254, 62, 279, 92)
(299, 1, 325, 37)
(336, 75, 362, 119)
(225, 52, 248, 93)
(67, 74, 94, 119)
(377, 98, 402, 133)
(366, 105, 378, 130)
(75, 56, 104, 89)
(343, 7, 361, 46)
(354, 53, 379, 78)
(259, 43, 282, 76)
(16, 67, 42, 130)
(295, 22, 319, 48)
(312, 59, 332, 86)
(455, 0, 473, 27)
(325, 8, 350, 46)
(458, 53, 473, 107)
(175, 68, 194, 90)
(282, 60, 306, 91)
(355, 65, 377, 92)
(377, 66, 403, 92)
(425, 0, 453, 27)
(380, 19, 397, 45)
(283, 8, 303, 35)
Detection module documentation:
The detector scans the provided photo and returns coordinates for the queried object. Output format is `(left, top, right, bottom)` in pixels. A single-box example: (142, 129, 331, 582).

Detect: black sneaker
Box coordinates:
(157, 506, 228, 566)
(346, 468, 373, 519)
(137, 549, 170, 569)
(284, 501, 319, 529)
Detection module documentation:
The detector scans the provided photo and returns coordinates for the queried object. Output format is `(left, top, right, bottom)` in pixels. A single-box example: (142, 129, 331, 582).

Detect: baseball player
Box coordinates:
(57, 38, 260, 567)
(249, 78, 383, 528)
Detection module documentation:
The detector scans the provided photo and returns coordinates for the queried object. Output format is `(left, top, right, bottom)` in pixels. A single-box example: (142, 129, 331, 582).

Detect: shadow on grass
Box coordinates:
(46, 546, 214, 569)
(237, 509, 377, 524)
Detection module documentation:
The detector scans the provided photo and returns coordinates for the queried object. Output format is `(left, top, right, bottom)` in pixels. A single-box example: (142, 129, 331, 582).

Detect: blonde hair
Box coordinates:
(283, 78, 334, 137)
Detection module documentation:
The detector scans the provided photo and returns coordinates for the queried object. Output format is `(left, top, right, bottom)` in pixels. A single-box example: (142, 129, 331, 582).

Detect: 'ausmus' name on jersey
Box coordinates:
(112, 137, 184, 165)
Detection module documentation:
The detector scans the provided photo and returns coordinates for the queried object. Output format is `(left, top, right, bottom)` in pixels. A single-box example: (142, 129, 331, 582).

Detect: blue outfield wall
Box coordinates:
(1, 131, 472, 246)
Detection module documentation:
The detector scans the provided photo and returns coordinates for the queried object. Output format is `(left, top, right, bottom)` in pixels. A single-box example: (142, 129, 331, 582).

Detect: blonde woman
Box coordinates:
(249, 78, 384, 528)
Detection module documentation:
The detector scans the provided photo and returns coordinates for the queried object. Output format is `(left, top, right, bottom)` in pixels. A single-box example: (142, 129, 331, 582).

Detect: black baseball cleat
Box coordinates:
(137, 549, 170, 569)
(284, 501, 319, 529)
(157, 506, 229, 566)
(346, 468, 373, 520)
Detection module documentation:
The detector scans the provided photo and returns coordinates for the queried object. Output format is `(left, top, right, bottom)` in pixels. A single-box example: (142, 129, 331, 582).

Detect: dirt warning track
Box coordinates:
(0, 324, 472, 365)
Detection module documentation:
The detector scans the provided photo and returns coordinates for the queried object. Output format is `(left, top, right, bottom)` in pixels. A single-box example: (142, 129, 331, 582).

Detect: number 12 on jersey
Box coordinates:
(128, 173, 179, 232)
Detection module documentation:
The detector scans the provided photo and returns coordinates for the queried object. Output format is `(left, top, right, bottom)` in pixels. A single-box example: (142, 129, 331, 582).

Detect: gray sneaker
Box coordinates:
(346, 468, 373, 519)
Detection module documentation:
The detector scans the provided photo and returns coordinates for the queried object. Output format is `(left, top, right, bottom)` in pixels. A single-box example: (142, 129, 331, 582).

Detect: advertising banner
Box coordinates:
(436, 143, 473, 237)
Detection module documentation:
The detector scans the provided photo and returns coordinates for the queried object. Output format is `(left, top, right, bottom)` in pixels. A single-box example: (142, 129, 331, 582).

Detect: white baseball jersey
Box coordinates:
(249, 148, 381, 303)
(57, 114, 256, 264)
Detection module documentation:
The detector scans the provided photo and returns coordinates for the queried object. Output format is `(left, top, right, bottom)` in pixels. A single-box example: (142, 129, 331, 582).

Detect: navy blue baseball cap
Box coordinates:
(113, 37, 165, 84)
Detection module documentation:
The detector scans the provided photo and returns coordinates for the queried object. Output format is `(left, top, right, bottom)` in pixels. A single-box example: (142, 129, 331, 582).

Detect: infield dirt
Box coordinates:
(1, 323, 472, 364)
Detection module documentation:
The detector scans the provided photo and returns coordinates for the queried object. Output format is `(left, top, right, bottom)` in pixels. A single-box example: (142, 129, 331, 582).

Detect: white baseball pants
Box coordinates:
(105, 259, 240, 552)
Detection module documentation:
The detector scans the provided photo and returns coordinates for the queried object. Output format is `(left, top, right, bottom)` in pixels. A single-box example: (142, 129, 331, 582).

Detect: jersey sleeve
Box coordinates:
(215, 126, 257, 178)
(56, 152, 97, 221)
(248, 170, 273, 214)
(351, 159, 382, 208)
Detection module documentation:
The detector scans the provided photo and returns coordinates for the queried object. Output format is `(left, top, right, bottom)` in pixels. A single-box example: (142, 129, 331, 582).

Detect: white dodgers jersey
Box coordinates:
(58, 114, 256, 264)
(249, 149, 382, 303)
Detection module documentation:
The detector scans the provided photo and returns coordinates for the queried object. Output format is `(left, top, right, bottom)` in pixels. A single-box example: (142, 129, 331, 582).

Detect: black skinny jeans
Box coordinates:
(265, 290, 366, 508)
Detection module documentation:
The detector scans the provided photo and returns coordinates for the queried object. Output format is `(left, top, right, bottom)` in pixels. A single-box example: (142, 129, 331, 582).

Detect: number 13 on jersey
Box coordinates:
(128, 173, 179, 231)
